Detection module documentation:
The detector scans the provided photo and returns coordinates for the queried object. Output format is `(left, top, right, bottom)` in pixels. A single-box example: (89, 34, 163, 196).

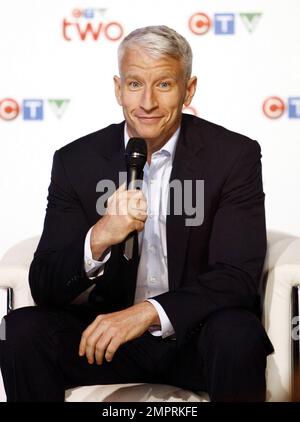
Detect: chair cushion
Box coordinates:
(65, 383, 209, 402)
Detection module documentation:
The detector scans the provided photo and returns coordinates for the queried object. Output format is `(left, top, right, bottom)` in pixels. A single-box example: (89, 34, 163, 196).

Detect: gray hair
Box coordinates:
(118, 25, 193, 81)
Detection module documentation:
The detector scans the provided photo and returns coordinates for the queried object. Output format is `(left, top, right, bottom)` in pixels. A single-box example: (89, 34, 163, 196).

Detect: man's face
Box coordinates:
(114, 47, 197, 147)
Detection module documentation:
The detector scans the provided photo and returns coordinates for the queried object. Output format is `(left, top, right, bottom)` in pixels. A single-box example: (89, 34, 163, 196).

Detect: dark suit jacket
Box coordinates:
(29, 114, 267, 346)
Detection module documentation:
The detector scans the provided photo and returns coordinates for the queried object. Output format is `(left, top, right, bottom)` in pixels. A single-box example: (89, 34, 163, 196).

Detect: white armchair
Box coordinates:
(0, 230, 299, 402)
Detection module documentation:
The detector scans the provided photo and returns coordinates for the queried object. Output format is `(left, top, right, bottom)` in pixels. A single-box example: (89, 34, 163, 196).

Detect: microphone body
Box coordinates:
(124, 138, 147, 260)
(127, 167, 140, 190)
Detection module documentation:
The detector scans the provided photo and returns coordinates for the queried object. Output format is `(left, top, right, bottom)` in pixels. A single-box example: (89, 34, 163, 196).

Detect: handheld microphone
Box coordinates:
(123, 137, 147, 260)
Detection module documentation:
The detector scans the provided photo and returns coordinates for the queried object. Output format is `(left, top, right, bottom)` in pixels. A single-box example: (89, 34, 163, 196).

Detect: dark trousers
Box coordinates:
(0, 304, 274, 402)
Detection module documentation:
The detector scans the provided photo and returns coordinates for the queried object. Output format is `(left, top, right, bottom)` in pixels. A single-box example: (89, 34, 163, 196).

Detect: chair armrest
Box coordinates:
(0, 237, 39, 310)
(265, 231, 299, 273)
(0, 237, 40, 268)
(263, 236, 300, 402)
(0, 235, 91, 309)
(0, 264, 34, 310)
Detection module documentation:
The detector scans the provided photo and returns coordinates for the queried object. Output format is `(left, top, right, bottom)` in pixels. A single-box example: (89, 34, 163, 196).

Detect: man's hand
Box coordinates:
(78, 301, 160, 365)
(91, 184, 147, 260)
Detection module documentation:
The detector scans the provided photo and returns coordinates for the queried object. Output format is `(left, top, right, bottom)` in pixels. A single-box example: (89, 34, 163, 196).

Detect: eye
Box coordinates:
(128, 81, 142, 89)
(158, 81, 171, 90)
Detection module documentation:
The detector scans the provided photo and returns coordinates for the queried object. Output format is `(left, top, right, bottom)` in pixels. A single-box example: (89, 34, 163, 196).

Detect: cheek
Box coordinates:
(164, 101, 183, 120)
(121, 91, 140, 109)
(160, 92, 183, 114)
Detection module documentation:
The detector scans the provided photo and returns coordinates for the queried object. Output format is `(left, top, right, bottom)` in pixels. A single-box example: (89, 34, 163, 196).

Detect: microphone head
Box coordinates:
(125, 137, 147, 167)
(125, 137, 147, 156)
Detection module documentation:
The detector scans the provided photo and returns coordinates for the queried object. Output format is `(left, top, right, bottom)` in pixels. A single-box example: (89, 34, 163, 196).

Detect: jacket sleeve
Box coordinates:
(153, 140, 267, 346)
(29, 149, 95, 306)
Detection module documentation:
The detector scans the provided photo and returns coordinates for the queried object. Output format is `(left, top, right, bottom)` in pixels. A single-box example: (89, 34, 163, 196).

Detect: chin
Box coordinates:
(139, 124, 162, 135)
(140, 132, 161, 141)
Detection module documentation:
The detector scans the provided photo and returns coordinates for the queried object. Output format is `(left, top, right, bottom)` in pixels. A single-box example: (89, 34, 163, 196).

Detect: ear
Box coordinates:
(183, 76, 197, 107)
(113, 75, 122, 106)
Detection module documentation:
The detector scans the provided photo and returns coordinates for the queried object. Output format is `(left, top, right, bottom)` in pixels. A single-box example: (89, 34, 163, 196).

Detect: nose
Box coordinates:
(139, 87, 158, 112)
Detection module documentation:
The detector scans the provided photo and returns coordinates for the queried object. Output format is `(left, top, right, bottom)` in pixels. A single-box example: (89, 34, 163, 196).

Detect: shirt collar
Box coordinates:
(124, 123, 180, 162)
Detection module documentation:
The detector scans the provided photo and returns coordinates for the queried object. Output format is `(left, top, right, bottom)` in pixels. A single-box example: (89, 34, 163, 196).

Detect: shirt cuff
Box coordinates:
(84, 227, 111, 279)
(146, 299, 175, 339)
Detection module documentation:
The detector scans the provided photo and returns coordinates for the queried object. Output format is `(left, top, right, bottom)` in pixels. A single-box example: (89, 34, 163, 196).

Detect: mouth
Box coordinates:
(135, 115, 163, 123)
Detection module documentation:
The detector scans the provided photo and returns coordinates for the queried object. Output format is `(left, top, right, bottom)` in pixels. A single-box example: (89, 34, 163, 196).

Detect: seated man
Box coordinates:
(0, 25, 273, 402)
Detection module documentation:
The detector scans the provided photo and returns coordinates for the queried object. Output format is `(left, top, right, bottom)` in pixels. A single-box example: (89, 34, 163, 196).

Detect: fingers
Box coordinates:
(79, 316, 122, 366)
(79, 305, 150, 367)
(123, 189, 146, 204)
(127, 191, 147, 221)
(79, 315, 103, 359)
(80, 321, 107, 365)
(128, 207, 147, 222)
(94, 334, 112, 365)
(95, 335, 121, 364)
(108, 188, 147, 216)
(104, 337, 121, 362)
(133, 220, 145, 232)
(85, 328, 106, 364)
(130, 197, 147, 213)
(113, 184, 144, 201)
(104, 185, 147, 239)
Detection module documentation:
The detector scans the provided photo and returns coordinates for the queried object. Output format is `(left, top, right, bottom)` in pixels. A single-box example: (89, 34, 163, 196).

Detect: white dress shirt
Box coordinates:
(84, 125, 180, 338)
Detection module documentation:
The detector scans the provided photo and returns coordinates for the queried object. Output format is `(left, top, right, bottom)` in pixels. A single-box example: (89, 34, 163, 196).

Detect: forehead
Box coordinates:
(119, 47, 184, 78)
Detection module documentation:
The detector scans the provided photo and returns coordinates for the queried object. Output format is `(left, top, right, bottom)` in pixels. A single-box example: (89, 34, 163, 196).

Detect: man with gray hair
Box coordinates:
(0, 25, 273, 402)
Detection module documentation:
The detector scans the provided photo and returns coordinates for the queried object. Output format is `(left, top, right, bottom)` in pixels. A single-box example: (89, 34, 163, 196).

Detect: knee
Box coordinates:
(199, 309, 272, 362)
(1, 306, 52, 350)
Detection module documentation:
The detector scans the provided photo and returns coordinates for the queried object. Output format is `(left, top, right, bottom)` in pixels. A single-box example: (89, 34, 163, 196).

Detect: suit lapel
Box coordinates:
(102, 122, 127, 188)
(107, 148, 127, 187)
(88, 123, 127, 224)
(167, 115, 206, 291)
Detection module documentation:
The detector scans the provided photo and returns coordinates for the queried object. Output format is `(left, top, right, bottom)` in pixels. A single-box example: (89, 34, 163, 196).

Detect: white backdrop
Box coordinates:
(0, 0, 299, 258)
(0, 0, 300, 403)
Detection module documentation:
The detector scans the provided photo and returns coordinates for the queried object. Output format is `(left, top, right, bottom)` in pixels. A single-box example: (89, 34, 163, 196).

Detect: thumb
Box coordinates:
(116, 182, 126, 192)
(111, 182, 126, 200)
(107, 182, 126, 208)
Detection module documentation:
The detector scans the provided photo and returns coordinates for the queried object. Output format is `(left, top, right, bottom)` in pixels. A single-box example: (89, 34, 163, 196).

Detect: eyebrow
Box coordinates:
(124, 73, 177, 81)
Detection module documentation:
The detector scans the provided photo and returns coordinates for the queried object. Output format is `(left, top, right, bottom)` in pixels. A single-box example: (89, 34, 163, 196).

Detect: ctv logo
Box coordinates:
(63, 8, 124, 41)
(0, 98, 70, 121)
(263, 97, 300, 119)
(189, 12, 262, 35)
